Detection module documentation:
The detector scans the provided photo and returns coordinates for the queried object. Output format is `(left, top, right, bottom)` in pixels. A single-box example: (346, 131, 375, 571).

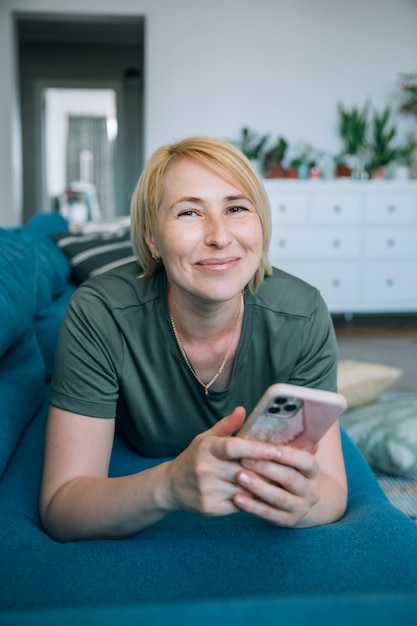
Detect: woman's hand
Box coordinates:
(233, 446, 321, 527)
(231, 423, 347, 528)
(162, 410, 346, 528)
(162, 407, 248, 516)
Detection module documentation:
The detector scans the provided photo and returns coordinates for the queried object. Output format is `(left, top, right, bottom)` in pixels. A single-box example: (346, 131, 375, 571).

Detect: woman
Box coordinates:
(40, 136, 347, 541)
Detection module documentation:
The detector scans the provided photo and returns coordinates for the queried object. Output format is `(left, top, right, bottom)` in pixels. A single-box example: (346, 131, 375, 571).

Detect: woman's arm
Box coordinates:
(40, 406, 173, 541)
(40, 406, 293, 541)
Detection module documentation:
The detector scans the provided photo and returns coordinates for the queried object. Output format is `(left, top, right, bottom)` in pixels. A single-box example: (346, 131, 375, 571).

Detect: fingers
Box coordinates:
(232, 449, 320, 527)
(241, 445, 318, 480)
(208, 406, 246, 437)
(232, 489, 308, 527)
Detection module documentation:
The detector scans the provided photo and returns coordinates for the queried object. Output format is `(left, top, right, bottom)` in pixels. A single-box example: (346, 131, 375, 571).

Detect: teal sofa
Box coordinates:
(1, 214, 417, 625)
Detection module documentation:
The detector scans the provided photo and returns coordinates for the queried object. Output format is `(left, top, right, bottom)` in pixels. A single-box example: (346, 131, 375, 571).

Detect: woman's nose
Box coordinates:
(204, 215, 232, 248)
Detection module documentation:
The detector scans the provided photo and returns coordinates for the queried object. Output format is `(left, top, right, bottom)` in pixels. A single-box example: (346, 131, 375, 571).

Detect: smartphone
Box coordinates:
(236, 383, 347, 450)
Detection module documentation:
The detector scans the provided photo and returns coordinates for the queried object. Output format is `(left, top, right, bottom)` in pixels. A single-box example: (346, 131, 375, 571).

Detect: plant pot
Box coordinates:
(285, 167, 298, 179)
(264, 165, 286, 179)
(336, 164, 352, 178)
(370, 168, 386, 179)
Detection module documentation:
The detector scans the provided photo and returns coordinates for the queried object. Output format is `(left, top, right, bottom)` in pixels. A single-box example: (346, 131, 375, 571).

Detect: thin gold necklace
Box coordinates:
(167, 284, 244, 395)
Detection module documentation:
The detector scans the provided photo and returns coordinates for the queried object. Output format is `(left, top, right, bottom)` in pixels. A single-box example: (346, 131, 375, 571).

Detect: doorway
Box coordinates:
(17, 15, 144, 222)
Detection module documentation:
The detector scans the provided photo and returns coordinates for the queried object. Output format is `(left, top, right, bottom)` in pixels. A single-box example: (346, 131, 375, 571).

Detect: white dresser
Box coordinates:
(263, 179, 417, 315)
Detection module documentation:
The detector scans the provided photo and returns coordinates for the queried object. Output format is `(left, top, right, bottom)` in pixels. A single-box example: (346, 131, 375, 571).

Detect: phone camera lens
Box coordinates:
(275, 397, 288, 405)
(284, 403, 297, 412)
(268, 405, 282, 414)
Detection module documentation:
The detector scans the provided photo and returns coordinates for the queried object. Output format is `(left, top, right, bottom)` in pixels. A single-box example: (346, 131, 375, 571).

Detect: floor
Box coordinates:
(333, 314, 417, 393)
(334, 313, 417, 522)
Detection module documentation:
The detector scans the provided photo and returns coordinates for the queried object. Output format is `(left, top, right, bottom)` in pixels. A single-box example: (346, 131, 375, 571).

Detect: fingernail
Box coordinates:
(238, 472, 251, 485)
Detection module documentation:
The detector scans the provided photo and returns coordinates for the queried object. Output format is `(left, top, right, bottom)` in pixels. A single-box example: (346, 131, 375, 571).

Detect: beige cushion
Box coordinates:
(337, 360, 403, 408)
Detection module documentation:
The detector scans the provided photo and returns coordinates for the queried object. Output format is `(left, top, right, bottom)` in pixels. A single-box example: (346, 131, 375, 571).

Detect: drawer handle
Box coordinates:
(332, 239, 341, 248)
(333, 205, 342, 213)
(386, 239, 396, 248)
(278, 239, 287, 248)
(385, 278, 395, 287)
(332, 279, 341, 288)
(387, 204, 396, 213)
(278, 204, 287, 212)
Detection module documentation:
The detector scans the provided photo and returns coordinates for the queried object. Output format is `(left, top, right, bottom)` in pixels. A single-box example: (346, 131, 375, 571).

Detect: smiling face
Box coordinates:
(145, 158, 263, 305)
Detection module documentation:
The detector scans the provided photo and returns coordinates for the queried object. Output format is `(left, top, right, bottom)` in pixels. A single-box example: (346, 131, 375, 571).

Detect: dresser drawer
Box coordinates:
(363, 263, 417, 302)
(269, 227, 360, 260)
(364, 228, 417, 258)
(310, 195, 362, 224)
(365, 195, 417, 224)
(273, 261, 361, 304)
(268, 193, 308, 224)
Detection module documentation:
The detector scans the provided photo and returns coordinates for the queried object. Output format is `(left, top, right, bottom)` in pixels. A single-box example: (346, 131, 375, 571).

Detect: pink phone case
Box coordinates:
(237, 383, 347, 450)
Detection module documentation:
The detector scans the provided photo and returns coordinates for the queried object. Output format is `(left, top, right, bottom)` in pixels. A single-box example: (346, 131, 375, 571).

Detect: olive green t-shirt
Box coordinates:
(50, 263, 337, 457)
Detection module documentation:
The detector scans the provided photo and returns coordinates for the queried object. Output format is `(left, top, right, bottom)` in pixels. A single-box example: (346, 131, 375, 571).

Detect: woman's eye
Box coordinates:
(228, 205, 248, 214)
(178, 209, 198, 217)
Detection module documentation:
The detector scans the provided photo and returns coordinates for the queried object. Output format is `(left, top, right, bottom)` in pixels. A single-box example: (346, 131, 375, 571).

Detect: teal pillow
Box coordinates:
(0, 328, 47, 476)
(0, 230, 38, 355)
(0, 235, 41, 476)
(340, 398, 417, 475)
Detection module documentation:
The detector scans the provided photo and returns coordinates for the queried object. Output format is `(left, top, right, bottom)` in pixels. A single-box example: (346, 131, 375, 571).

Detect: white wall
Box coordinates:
(1, 0, 417, 225)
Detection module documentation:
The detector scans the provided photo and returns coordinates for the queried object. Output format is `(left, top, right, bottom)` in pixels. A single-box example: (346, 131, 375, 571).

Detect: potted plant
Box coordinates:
(263, 136, 288, 178)
(367, 107, 398, 178)
(399, 72, 417, 119)
(337, 102, 369, 177)
(399, 72, 417, 178)
(233, 127, 269, 173)
(288, 142, 316, 179)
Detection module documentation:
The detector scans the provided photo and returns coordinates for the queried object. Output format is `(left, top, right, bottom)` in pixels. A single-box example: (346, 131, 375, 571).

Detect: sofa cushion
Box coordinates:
(337, 360, 402, 408)
(340, 394, 417, 475)
(51, 228, 135, 284)
(2, 417, 417, 611)
(0, 217, 71, 473)
(0, 328, 46, 477)
(0, 230, 38, 356)
(19, 213, 72, 309)
(34, 285, 76, 380)
(16, 214, 73, 377)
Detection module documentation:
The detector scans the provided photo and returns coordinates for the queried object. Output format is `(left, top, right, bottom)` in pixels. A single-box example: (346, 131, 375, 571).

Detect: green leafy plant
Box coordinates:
(400, 72, 417, 119)
(263, 136, 288, 174)
(338, 102, 369, 155)
(368, 107, 398, 172)
(234, 127, 269, 161)
(289, 142, 316, 169)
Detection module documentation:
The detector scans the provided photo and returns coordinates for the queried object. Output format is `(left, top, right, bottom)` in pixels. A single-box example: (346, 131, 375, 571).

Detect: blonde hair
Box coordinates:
(130, 135, 272, 291)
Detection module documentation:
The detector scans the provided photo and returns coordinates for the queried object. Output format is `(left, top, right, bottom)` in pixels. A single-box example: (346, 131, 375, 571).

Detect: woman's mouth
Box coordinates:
(196, 257, 238, 270)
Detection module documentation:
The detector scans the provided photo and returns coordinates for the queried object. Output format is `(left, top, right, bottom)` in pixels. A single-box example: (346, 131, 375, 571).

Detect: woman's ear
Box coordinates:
(143, 228, 160, 262)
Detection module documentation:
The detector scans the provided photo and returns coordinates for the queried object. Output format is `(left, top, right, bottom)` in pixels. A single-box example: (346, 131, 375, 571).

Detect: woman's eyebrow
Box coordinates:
(169, 196, 202, 211)
(169, 194, 251, 211)
(224, 195, 250, 203)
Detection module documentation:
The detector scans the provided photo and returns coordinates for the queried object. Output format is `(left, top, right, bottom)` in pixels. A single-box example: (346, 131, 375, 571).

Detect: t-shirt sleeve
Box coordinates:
(49, 284, 123, 417)
(287, 291, 338, 392)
